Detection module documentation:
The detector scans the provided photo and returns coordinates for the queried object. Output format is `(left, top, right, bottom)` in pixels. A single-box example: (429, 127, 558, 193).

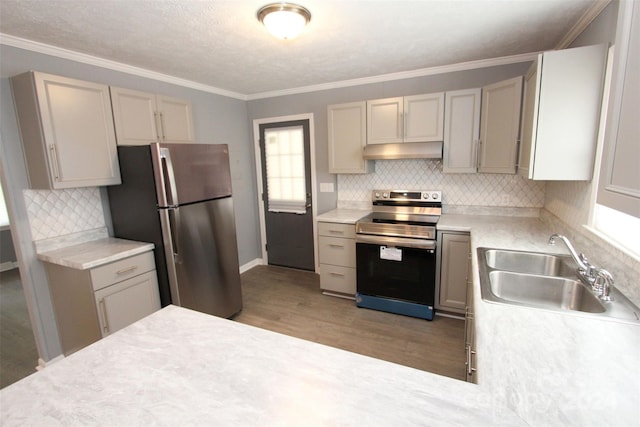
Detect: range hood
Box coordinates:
(362, 142, 443, 160)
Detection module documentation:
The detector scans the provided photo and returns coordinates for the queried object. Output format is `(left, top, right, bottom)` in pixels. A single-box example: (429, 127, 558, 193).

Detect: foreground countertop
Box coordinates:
(0, 305, 525, 426)
(37, 237, 154, 270)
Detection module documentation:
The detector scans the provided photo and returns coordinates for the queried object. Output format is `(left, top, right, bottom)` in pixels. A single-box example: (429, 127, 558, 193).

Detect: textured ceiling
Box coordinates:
(0, 0, 604, 97)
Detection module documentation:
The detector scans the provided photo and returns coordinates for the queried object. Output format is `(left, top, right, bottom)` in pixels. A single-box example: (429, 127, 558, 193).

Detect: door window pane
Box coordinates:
(265, 126, 307, 213)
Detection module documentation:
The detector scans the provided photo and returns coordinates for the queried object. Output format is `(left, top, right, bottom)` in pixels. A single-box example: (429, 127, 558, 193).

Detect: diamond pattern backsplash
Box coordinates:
(338, 159, 546, 207)
(24, 187, 106, 241)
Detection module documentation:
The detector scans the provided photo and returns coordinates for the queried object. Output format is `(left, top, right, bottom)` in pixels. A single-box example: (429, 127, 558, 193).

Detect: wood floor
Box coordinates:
(235, 265, 466, 381)
(0, 268, 39, 389)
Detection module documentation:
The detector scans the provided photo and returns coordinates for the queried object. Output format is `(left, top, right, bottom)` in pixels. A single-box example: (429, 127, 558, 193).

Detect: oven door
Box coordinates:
(355, 234, 436, 306)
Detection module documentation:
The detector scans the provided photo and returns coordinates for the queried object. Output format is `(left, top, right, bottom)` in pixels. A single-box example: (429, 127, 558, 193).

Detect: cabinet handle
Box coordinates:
(465, 344, 477, 375)
(329, 244, 344, 249)
(116, 265, 138, 275)
(475, 139, 481, 170)
(329, 272, 345, 277)
(159, 112, 167, 141)
(154, 112, 162, 141)
(49, 144, 61, 181)
(99, 298, 110, 335)
(404, 110, 408, 137)
(328, 230, 344, 235)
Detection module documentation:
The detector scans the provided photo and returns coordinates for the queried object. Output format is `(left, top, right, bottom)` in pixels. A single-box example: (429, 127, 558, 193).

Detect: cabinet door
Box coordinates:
(327, 102, 371, 173)
(404, 92, 445, 142)
(517, 60, 541, 178)
(94, 271, 160, 337)
(439, 233, 470, 312)
(367, 97, 404, 144)
(522, 44, 607, 180)
(478, 76, 523, 174)
(156, 95, 195, 144)
(110, 87, 159, 146)
(443, 89, 481, 173)
(13, 72, 121, 189)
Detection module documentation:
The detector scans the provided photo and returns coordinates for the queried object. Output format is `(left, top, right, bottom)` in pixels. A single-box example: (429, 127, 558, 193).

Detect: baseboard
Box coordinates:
(321, 291, 356, 301)
(0, 261, 18, 272)
(36, 355, 65, 371)
(240, 258, 263, 274)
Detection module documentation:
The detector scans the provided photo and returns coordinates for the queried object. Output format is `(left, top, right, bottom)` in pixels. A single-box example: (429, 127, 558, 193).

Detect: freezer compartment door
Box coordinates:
(151, 142, 232, 207)
(160, 196, 242, 318)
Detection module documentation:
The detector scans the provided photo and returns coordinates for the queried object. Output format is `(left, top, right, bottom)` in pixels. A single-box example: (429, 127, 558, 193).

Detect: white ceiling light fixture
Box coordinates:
(257, 3, 311, 40)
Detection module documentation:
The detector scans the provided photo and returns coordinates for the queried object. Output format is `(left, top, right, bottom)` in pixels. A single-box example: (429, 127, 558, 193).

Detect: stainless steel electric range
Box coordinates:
(355, 190, 442, 320)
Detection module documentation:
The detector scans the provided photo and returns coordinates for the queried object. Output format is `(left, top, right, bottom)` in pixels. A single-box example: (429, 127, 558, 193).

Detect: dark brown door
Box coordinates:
(259, 119, 314, 271)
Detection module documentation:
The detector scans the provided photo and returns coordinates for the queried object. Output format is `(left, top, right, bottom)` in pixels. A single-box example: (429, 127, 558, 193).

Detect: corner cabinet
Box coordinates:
(436, 231, 470, 314)
(10, 71, 121, 189)
(318, 222, 357, 296)
(443, 77, 522, 174)
(367, 93, 444, 144)
(327, 102, 373, 174)
(44, 251, 160, 356)
(518, 44, 608, 180)
(110, 87, 195, 145)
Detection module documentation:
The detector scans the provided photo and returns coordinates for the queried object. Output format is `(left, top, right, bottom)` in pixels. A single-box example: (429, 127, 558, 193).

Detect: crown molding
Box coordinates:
(0, 33, 248, 101)
(246, 52, 539, 100)
(555, 0, 612, 49)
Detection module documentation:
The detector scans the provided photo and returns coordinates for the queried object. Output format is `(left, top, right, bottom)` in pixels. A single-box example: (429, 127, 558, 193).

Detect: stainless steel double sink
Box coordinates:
(477, 247, 639, 321)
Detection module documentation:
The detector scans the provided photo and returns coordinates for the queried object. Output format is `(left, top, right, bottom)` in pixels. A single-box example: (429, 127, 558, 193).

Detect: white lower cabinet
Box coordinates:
(318, 222, 357, 296)
(436, 231, 470, 314)
(45, 251, 160, 355)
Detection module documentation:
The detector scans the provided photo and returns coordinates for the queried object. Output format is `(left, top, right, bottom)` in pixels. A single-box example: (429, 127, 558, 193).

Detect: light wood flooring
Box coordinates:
(235, 265, 466, 381)
(0, 268, 39, 389)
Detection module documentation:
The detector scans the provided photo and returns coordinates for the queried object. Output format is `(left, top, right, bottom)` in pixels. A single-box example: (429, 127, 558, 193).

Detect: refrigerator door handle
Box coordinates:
(159, 147, 180, 207)
(168, 206, 181, 264)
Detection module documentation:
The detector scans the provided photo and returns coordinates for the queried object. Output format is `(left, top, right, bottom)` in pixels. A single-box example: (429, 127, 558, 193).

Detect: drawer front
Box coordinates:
(319, 236, 356, 267)
(318, 222, 356, 239)
(320, 265, 356, 295)
(90, 251, 155, 291)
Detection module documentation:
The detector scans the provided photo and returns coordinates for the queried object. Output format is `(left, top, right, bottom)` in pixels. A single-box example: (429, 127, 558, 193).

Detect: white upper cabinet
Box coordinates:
(518, 44, 608, 180)
(367, 93, 444, 145)
(443, 77, 522, 174)
(443, 88, 481, 173)
(110, 87, 195, 145)
(597, 1, 640, 218)
(478, 76, 523, 174)
(327, 101, 372, 174)
(11, 71, 121, 189)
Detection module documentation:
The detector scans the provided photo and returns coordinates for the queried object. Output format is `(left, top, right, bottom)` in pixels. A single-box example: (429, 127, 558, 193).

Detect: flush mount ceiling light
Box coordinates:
(257, 3, 311, 40)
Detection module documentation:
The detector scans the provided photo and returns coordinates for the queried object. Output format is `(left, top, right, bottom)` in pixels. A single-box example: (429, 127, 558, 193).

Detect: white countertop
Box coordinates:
(37, 237, 154, 270)
(317, 208, 370, 224)
(0, 305, 525, 426)
(439, 213, 640, 426)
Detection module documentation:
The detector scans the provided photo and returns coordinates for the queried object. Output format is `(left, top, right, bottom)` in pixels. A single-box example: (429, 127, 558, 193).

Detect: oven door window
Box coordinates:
(356, 242, 436, 305)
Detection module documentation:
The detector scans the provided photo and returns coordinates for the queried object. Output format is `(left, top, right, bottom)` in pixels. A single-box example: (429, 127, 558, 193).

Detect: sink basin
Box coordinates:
(484, 249, 576, 277)
(477, 247, 640, 321)
(489, 271, 605, 313)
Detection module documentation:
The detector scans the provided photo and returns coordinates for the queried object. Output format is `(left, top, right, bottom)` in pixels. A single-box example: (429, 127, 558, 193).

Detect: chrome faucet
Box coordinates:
(548, 234, 614, 300)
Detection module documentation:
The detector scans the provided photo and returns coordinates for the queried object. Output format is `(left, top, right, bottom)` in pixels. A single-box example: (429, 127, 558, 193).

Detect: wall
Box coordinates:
(247, 62, 532, 213)
(0, 44, 262, 360)
(0, 228, 17, 267)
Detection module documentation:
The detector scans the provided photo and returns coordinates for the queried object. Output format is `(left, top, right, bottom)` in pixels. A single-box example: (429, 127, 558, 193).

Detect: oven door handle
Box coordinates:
(356, 234, 436, 251)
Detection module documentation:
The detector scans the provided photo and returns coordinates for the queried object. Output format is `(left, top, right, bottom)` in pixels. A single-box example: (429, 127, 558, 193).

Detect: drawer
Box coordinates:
(90, 251, 155, 291)
(320, 265, 356, 295)
(318, 222, 356, 239)
(318, 236, 356, 267)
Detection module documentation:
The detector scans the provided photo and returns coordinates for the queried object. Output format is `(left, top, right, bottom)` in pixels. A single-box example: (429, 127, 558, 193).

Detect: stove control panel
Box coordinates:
(371, 190, 441, 203)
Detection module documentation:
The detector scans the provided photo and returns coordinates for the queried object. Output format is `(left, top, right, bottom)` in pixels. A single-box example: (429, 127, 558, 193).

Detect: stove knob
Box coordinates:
(432, 193, 439, 200)
(422, 192, 429, 199)
(382, 192, 388, 198)
(374, 192, 380, 199)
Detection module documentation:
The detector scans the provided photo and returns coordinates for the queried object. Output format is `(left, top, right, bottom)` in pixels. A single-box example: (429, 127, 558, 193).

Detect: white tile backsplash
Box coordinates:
(23, 188, 106, 241)
(337, 159, 546, 207)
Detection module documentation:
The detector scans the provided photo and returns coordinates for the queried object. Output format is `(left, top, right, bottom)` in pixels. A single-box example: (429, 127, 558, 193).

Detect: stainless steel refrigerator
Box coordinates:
(107, 143, 242, 318)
